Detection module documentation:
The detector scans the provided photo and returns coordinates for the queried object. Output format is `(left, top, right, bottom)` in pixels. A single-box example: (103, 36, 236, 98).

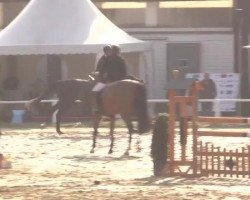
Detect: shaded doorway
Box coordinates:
(167, 43, 200, 79)
(47, 55, 62, 84)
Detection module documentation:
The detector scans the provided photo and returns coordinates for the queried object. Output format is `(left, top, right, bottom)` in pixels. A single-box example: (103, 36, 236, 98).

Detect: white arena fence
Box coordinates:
(148, 99, 250, 117)
(0, 99, 250, 123)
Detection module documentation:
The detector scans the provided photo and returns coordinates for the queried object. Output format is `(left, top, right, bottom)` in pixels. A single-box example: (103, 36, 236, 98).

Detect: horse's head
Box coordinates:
(25, 98, 40, 115)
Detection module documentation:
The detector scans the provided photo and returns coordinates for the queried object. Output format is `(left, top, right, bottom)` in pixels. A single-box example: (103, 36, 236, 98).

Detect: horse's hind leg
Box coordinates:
(108, 116, 115, 154)
(91, 114, 101, 153)
(90, 129, 98, 153)
(123, 117, 142, 155)
(55, 101, 73, 135)
(122, 117, 133, 156)
(48, 101, 62, 134)
(93, 113, 102, 134)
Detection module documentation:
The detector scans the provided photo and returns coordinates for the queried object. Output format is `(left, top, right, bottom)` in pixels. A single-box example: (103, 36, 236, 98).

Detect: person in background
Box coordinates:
(166, 69, 185, 121)
(169, 69, 186, 96)
(199, 72, 217, 113)
(172, 69, 181, 80)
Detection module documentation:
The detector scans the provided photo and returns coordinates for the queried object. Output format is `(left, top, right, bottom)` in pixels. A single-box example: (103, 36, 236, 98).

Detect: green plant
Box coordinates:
(151, 113, 169, 175)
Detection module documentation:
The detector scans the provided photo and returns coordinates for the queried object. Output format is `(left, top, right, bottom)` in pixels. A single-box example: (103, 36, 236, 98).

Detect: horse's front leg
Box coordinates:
(91, 114, 101, 153)
(108, 116, 115, 154)
(56, 109, 64, 135)
(49, 102, 63, 134)
(135, 134, 142, 153)
(90, 130, 98, 153)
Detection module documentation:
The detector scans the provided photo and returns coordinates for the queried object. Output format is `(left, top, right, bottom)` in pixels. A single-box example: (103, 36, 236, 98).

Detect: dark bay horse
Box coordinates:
(28, 77, 150, 154)
(91, 79, 151, 154)
(27, 79, 93, 134)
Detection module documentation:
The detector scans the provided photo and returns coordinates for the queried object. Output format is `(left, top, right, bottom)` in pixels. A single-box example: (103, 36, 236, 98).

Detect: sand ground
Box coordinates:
(0, 123, 249, 200)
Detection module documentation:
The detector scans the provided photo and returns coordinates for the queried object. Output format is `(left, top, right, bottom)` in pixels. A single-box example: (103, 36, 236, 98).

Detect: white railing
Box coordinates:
(0, 99, 250, 123)
(148, 99, 250, 117)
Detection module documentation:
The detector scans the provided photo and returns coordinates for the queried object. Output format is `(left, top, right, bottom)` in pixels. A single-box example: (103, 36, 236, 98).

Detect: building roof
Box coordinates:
(0, 0, 150, 55)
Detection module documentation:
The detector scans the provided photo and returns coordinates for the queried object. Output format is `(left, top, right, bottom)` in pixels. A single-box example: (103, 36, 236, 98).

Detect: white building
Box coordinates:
(0, 0, 234, 100)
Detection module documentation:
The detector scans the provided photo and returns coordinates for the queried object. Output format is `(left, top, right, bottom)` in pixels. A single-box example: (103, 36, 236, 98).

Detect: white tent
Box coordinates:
(0, 0, 151, 55)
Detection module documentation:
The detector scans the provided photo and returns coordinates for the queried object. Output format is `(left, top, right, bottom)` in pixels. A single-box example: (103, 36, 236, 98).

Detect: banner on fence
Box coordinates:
(186, 73, 240, 112)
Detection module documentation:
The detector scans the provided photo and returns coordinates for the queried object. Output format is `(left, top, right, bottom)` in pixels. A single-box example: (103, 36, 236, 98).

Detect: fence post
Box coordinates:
(148, 102, 155, 119)
(214, 99, 221, 117)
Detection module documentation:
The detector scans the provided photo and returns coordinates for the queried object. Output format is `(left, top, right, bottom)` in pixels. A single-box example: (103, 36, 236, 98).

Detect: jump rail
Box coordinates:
(198, 116, 250, 124)
(198, 130, 250, 137)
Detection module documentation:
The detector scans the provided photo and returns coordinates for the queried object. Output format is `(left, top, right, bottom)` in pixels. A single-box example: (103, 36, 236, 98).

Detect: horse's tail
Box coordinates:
(134, 84, 151, 133)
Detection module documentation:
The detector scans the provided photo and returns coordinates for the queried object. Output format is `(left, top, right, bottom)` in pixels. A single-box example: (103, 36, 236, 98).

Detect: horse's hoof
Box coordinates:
(130, 129, 137, 134)
(124, 151, 129, 156)
(57, 131, 64, 135)
(90, 149, 95, 154)
(136, 147, 142, 153)
(108, 149, 113, 154)
(139, 127, 150, 134)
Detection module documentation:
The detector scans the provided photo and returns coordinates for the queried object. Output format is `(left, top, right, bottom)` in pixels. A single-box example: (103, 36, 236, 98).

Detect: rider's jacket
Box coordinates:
(95, 55, 106, 72)
(98, 55, 127, 83)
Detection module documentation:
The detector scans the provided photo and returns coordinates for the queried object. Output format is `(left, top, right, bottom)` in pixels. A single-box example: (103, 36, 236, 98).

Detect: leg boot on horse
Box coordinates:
(51, 100, 75, 135)
(90, 113, 102, 153)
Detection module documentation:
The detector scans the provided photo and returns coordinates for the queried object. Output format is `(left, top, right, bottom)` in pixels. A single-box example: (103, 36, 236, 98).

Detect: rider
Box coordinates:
(99, 44, 127, 83)
(95, 45, 112, 73)
(92, 44, 128, 113)
(92, 45, 112, 114)
(92, 45, 112, 91)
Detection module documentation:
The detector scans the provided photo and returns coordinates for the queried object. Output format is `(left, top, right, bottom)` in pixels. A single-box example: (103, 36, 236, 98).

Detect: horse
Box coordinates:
(27, 76, 151, 154)
(27, 78, 94, 134)
(90, 78, 151, 155)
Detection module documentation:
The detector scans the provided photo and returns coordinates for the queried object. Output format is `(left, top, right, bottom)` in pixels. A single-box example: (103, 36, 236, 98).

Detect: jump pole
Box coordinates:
(198, 116, 250, 124)
(197, 130, 250, 137)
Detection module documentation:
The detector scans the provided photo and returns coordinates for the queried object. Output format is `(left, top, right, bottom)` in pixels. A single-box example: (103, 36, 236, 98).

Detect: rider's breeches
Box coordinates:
(92, 82, 106, 92)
